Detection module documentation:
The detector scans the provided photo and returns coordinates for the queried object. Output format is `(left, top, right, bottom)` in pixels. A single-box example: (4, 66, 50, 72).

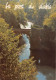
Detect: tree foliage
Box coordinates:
(18, 58, 37, 80)
(3, 9, 19, 28)
(0, 18, 20, 80)
(0, 0, 18, 5)
(50, 1, 56, 14)
(14, 9, 27, 26)
(43, 12, 56, 30)
(0, 18, 37, 80)
(0, 3, 27, 29)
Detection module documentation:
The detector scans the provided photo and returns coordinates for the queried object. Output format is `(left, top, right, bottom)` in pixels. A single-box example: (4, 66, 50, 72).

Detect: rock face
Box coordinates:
(30, 27, 42, 50)
(18, 35, 25, 47)
(30, 27, 55, 68)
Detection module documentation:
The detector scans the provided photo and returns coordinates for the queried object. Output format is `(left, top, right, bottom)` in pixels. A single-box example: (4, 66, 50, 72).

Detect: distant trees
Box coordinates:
(0, 4, 5, 17)
(14, 9, 27, 26)
(43, 6, 56, 50)
(19, 0, 54, 26)
(0, 0, 18, 5)
(0, 3, 27, 29)
(43, 12, 56, 30)
(19, 0, 30, 5)
(0, 18, 37, 80)
(3, 9, 19, 28)
(50, 0, 56, 14)
(45, 0, 54, 5)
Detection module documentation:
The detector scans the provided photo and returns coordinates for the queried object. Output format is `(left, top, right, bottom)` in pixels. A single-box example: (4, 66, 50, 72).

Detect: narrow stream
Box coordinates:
(19, 22, 55, 80)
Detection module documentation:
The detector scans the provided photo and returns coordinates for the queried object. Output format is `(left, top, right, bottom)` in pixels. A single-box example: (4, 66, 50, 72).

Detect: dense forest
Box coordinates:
(0, 0, 56, 80)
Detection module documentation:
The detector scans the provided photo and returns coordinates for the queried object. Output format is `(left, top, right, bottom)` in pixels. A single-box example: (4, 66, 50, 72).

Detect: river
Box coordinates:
(19, 22, 55, 80)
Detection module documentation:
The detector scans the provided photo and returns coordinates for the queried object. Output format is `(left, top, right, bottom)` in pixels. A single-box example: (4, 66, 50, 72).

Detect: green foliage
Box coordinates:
(0, 4, 18, 28)
(43, 12, 56, 30)
(51, 1, 56, 14)
(14, 9, 27, 26)
(0, 18, 37, 80)
(0, 18, 20, 80)
(0, 4, 5, 17)
(32, 0, 43, 9)
(46, 0, 54, 5)
(19, 0, 30, 5)
(3, 9, 19, 28)
(18, 58, 37, 80)
(0, 3, 27, 29)
(0, 0, 18, 5)
(19, 0, 52, 26)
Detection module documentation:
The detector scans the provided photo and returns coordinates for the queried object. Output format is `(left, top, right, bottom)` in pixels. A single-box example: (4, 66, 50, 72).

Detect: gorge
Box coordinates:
(19, 21, 55, 80)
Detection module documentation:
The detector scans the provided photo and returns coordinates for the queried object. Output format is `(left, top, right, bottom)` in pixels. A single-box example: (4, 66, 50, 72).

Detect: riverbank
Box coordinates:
(37, 66, 55, 80)
(30, 26, 55, 68)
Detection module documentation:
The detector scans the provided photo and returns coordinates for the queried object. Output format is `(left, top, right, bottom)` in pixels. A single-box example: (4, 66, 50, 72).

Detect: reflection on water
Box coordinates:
(38, 59, 41, 64)
(19, 34, 55, 80)
(36, 72, 46, 80)
(37, 66, 55, 80)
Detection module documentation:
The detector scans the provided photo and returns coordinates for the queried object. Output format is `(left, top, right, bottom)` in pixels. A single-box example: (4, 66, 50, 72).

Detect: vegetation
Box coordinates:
(13, 9, 27, 26)
(0, 0, 18, 5)
(0, 18, 37, 80)
(19, 0, 55, 26)
(43, 12, 56, 30)
(0, 0, 56, 79)
(51, 1, 56, 14)
(0, 3, 27, 29)
(0, 0, 55, 27)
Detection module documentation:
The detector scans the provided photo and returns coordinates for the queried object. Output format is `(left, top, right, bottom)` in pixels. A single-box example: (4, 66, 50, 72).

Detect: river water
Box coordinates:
(19, 22, 55, 80)
(19, 34, 30, 62)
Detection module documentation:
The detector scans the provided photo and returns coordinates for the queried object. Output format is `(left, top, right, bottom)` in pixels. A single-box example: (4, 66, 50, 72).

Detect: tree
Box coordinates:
(14, 9, 27, 26)
(19, 0, 30, 5)
(46, 0, 54, 5)
(32, 0, 43, 8)
(0, 3, 27, 28)
(50, 0, 56, 14)
(0, 4, 5, 18)
(0, 18, 37, 80)
(3, 9, 19, 28)
(18, 58, 37, 80)
(43, 12, 56, 30)
(0, 4, 19, 28)
(0, 18, 20, 80)
(0, 0, 18, 5)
